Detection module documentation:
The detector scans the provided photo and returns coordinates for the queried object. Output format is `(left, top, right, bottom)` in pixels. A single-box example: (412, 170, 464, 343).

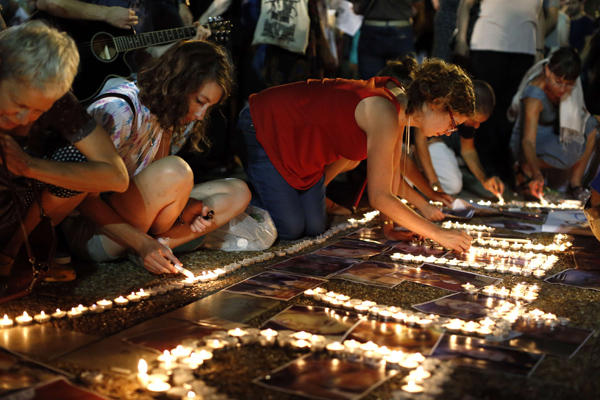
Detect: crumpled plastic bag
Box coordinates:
(203, 205, 277, 251)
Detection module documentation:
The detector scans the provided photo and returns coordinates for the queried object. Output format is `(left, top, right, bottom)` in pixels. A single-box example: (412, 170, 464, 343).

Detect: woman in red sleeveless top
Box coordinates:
(237, 57, 475, 252)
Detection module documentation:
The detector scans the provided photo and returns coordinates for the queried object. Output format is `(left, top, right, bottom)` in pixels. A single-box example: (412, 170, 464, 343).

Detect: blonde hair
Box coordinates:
(0, 21, 79, 97)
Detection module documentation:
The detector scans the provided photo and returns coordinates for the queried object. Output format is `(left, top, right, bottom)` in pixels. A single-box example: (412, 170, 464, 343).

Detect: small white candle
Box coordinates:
(96, 299, 113, 310)
(325, 342, 345, 356)
(114, 296, 129, 306)
(126, 292, 141, 303)
(0, 314, 14, 329)
(146, 378, 170, 393)
(33, 311, 51, 324)
(227, 328, 248, 338)
(67, 307, 82, 319)
(51, 308, 66, 319)
(76, 304, 89, 314)
(194, 348, 214, 361)
(137, 359, 149, 387)
(171, 345, 192, 358)
(402, 380, 424, 393)
(135, 288, 151, 299)
(15, 312, 33, 326)
(292, 331, 312, 341)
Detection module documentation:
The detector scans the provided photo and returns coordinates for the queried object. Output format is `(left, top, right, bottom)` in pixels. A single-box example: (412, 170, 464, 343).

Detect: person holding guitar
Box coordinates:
(0, 22, 129, 280)
(62, 39, 251, 274)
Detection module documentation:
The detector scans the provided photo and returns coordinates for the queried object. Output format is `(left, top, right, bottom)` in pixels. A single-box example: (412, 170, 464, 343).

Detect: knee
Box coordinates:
(228, 178, 252, 210)
(441, 177, 463, 196)
(155, 156, 194, 189)
(273, 214, 305, 240)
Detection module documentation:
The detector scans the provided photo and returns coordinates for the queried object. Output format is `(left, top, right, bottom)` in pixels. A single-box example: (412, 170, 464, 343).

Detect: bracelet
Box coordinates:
(381, 220, 393, 226)
(431, 182, 441, 192)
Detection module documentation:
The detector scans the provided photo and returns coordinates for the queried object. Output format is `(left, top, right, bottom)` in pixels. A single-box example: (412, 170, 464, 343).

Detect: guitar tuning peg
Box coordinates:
(208, 16, 214, 23)
(216, 16, 222, 21)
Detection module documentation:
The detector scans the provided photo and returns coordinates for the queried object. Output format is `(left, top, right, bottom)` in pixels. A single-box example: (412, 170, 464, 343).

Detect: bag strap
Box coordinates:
(93, 92, 137, 126)
(0, 141, 36, 265)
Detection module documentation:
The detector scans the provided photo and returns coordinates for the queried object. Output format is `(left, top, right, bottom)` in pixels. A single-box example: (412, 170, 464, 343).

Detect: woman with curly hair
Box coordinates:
(62, 40, 251, 274)
(237, 57, 475, 251)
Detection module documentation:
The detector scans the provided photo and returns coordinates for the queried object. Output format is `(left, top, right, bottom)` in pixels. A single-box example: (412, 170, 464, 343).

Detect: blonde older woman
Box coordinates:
(0, 21, 128, 280)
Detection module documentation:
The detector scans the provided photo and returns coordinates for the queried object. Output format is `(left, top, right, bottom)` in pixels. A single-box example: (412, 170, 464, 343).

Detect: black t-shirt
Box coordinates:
(0, 91, 96, 235)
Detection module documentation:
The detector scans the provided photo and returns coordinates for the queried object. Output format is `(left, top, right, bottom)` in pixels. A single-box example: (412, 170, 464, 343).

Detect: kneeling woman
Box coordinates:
(64, 41, 251, 274)
(510, 47, 599, 200)
(238, 57, 474, 252)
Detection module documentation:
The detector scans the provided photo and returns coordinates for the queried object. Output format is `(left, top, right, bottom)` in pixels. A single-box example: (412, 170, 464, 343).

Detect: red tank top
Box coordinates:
(249, 77, 402, 190)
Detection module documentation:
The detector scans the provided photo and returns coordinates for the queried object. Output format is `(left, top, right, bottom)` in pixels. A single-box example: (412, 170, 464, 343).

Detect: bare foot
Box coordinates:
(326, 198, 352, 215)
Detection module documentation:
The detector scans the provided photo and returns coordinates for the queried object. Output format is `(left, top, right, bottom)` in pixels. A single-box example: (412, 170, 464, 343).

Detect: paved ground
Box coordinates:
(1, 166, 600, 400)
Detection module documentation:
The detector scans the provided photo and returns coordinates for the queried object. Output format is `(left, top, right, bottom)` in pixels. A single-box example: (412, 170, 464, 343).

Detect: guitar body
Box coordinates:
(75, 29, 135, 102)
(31, 13, 135, 102)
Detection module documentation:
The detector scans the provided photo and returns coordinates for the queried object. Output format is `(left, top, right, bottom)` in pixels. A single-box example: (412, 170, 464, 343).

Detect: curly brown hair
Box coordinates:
(137, 40, 234, 152)
(404, 58, 475, 117)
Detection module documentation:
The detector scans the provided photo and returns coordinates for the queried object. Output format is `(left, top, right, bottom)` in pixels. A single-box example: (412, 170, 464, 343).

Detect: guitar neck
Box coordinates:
(113, 26, 198, 52)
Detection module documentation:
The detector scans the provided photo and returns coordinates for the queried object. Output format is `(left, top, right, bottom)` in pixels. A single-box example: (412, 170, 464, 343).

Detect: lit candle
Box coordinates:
(228, 328, 248, 339)
(133, 289, 150, 299)
(171, 345, 192, 359)
(76, 304, 89, 314)
(96, 299, 113, 310)
(114, 296, 129, 306)
(146, 378, 170, 393)
(15, 311, 33, 326)
(51, 308, 66, 319)
(180, 352, 204, 369)
(194, 348, 213, 361)
(259, 329, 278, 346)
(137, 359, 149, 387)
(384, 351, 403, 370)
(67, 307, 82, 319)
(292, 331, 312, 341)
(205, 339, 225, 351)
(126, 292, 141, 303)
(33, 311, 51, 324)
(290, 339, 311, 350)
(461, 282, 477, 294)
(325, 342, 345, 357)
(0, 315, 14, 329)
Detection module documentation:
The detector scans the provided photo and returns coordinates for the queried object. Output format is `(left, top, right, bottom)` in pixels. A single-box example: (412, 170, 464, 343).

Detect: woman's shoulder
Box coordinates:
(522, 83, 547, 100)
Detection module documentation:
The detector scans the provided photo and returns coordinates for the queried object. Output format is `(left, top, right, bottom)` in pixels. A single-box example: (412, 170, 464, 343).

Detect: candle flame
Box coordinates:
(22, 311, 29, 317)
(187, 392, 196, 398)
(138, 359, 147, 374)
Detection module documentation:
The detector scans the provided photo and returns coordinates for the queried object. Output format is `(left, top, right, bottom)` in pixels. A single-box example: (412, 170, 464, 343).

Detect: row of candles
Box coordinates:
(139, 324, 440, 396)
(0, 211, 383, 330)
(442, 221, 495, 232)
(473, 198, 581, 210)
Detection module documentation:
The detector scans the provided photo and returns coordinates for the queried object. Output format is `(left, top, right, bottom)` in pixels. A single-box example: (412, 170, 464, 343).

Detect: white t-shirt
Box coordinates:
(470, 0, 544, 55)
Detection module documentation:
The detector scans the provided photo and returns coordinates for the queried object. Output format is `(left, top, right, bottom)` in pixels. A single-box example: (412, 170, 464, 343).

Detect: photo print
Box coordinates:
(225, 271, 326, 300)
(267, 254, 358, 278)
(262, 305, 361, 337)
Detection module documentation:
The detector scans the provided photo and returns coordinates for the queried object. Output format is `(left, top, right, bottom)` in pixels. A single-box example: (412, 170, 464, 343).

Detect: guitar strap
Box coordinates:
(92, 92, 137, 126)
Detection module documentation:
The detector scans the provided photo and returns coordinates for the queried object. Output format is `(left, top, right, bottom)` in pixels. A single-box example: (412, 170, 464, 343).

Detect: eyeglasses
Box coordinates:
(446, 108, 458, 134)
(548, 73, 575, 89)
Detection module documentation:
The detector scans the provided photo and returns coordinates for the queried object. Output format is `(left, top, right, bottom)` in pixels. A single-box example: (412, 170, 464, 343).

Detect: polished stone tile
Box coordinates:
(164, 291, 281, 323)
(0, 324, 98, 361)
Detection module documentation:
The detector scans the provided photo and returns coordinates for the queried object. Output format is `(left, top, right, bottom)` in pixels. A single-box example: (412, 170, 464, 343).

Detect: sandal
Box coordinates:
(326, 198, 352, 216)
(569, 185, 591, 204)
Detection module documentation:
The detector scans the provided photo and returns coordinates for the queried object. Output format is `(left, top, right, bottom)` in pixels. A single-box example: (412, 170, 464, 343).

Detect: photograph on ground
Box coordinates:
(312, 240, 390, 259)
(262, 305, 361, 337)
(267, 254, 358, 278)
(254, 353, 394, 400)
(413, 292, 506, 320)
(225, 271, 326, 300)
(332, 261, 406, 288)
(431, 334, 544, 377)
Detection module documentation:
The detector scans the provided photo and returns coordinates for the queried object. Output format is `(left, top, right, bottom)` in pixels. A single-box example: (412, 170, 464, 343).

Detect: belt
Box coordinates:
(363, 19, 411, 28)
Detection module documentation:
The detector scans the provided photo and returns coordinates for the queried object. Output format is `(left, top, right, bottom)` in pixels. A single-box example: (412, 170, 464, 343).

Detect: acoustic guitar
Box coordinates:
(33, 12, 231, 102)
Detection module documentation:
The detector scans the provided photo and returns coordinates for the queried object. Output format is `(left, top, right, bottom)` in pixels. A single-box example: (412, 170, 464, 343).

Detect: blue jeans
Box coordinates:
(358, 25, 415, 79)
(236, 106, 327, 240)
